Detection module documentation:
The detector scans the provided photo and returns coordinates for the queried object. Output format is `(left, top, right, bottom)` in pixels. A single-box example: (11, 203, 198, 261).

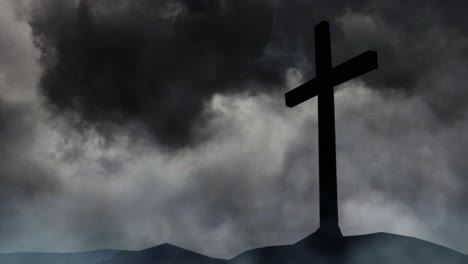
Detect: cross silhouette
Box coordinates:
(285, 21, 378, 236)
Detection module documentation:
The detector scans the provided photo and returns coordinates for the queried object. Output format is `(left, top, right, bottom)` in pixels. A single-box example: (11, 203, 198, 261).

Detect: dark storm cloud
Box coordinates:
(30, 0, 468, 149)
(30, 0, 289, 148)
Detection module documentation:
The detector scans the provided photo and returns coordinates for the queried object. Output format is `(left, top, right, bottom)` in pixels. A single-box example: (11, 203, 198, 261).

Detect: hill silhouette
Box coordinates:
(230, 232, 468, 264)
(0, 249, 119, 264)
(98, 243, 225, 264)
(2, 232, 466, 264)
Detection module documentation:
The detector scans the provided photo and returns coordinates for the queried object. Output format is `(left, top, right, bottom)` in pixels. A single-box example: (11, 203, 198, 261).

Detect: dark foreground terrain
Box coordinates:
(1, 232, 467, 264)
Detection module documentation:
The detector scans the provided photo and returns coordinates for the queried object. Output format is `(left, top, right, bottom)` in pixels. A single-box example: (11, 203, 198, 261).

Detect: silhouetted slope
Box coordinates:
(0, 249, 119, 264)
(1, 232, 467, 264)
(100, 243, 227, 264)
(230, 232, 468, 264)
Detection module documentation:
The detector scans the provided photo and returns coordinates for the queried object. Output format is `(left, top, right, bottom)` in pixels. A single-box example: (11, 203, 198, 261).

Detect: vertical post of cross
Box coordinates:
(315, 21, 340, 234)
(285, 20, 378, 238)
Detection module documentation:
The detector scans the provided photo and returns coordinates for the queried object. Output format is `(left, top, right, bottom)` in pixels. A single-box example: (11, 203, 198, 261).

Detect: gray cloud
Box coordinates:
(0, 100, 61, 251)
(6, 85, 466, 257)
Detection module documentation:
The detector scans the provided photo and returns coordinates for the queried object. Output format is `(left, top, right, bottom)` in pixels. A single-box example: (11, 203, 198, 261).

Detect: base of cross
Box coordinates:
(296, 224, 343, 254)
(315, 224, 343, 238)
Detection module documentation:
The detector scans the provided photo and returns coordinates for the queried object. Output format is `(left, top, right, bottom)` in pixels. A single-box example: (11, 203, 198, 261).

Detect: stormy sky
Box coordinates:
(0, 0, 468, 258)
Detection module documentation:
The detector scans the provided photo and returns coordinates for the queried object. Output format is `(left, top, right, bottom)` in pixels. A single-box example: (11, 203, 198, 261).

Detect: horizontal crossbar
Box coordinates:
(285, 50, 378, 107)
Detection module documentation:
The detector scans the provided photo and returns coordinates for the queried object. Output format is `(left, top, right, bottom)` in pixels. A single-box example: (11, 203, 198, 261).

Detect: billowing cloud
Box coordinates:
(30, 0, 289, 148)
(0, 0, 60, 250)
(30, 0, 468, 149)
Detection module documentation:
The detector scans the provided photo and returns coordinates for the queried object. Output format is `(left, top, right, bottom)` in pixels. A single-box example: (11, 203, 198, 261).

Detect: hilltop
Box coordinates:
(2, 231, 466, 264)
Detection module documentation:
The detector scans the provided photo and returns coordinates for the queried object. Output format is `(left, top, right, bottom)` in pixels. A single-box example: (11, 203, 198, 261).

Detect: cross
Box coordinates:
(285, 21, 378, 236)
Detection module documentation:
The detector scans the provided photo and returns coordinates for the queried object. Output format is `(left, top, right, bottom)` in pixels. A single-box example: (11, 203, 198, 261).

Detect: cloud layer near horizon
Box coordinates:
(0, 0, 468, 258)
